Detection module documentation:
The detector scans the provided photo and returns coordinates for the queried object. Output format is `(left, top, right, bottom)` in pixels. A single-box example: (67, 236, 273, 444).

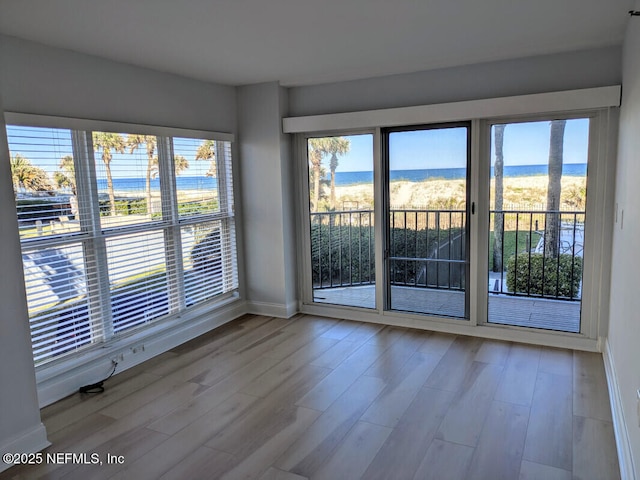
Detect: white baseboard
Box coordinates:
(0, 423, 50, 473)
(603, 338, 637, 480)
(246, 300, 299, 318)
(36, 298, 248, 408)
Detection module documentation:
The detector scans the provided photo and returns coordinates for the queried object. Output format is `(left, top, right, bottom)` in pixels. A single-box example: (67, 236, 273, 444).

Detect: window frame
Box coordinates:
(5, 113, 239, 369)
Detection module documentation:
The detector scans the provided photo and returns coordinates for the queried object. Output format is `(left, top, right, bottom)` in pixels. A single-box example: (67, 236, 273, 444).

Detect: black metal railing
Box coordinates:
(311, 208, 584, 300)
(310, 210, 375, 289)
(490, 209, 584, 300)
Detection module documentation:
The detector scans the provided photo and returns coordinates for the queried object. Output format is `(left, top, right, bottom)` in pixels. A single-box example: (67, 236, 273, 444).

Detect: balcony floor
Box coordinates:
(313, 285, 581, 333)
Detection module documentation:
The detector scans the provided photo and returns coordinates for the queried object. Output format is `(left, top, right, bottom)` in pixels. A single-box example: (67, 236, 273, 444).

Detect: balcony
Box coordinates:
(311, 208, 583, 333)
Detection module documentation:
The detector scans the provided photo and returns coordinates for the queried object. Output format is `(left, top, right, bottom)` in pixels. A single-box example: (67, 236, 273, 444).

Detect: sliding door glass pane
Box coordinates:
(488, 119, 588, 332)
(308, 134, 375, 309)
(387, 125, 469, 318)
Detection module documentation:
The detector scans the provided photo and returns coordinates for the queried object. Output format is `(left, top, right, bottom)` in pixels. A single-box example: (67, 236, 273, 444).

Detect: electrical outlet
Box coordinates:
(111, 353, 123, 364)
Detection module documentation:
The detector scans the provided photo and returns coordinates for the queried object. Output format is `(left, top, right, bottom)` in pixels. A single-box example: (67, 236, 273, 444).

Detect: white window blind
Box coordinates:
(6, 123, 238, 366)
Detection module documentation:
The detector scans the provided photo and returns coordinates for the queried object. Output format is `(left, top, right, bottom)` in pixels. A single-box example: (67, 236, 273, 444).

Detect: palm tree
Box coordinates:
(54, 155, 76, 194)
(308, 138, 327, 212)
(195, 140, 217, 177)
(325, 137, 350, 209)
(10, 154, 53, 193)
(545, 120, 566, 258)
(307, 137, 350, 211)
(492, 125, 506, 272)
(148, 154, 189, 179)
(126, 134, 158, 215)
(93, 132, 125, 216)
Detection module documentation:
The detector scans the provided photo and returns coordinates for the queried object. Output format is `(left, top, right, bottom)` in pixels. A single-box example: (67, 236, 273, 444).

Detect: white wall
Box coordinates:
(238, 83, 297, 317)
(609, 7, 640, 476)
(0, 91, 49, 472)
(0, 35, 236, 133)
(288, 47, 621, 116)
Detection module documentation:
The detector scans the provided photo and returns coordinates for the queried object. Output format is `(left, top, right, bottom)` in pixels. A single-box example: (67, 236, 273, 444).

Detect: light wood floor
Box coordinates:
(1, 314, 619, 480)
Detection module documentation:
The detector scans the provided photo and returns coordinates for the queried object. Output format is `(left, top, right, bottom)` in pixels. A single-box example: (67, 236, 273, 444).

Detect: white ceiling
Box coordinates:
(0, 0, 633, 87)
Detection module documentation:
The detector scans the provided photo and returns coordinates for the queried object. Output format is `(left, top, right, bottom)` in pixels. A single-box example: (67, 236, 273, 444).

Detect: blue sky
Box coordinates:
(8, 118, 591, 179)
(320, 118, 590, 173)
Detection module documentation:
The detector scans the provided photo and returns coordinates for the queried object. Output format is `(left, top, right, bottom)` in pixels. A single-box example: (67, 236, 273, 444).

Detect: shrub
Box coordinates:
(310, 222, 464, 287)
(506, 253, 582, 298)
(311, 223, 375, 286)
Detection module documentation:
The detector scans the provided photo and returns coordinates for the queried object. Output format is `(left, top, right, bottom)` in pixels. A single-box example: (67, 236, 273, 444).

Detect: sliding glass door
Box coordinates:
(385, 124, 470, 318)
(302, 113, 605, 339)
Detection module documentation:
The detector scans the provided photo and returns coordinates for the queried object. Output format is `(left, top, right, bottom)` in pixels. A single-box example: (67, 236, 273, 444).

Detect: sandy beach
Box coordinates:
(332, 175, 586, 211)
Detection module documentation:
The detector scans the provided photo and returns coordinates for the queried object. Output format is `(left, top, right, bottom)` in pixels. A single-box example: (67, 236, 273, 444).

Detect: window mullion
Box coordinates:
(73, 130, 114, 341)
(216, 141, 235, 291)
(158, 136, 185, 312)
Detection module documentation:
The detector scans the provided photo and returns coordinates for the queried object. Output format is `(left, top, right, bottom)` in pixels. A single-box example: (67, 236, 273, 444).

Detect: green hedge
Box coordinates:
(311, 223, 463, 286)
(311, 223, 375, 286)
(506, 253, 582, 298)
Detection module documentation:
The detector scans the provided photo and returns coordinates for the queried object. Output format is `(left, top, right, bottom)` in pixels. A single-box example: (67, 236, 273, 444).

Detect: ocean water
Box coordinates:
(99, 163, 587, 193)
(334, 163, 587, 186)
(97, 176, 218, 193)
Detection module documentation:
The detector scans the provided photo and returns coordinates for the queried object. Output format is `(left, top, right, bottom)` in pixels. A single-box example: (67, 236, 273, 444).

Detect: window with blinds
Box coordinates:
(6, 123, 238, 366)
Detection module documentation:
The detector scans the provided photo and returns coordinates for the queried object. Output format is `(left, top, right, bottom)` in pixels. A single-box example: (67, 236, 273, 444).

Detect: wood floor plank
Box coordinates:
(150, 315, 274, 375)
(366, 325, 410, 346)
(309, 340, 359, 369)
(275, 375, 385, 477)
(110, 393, 259, 479)
(341, 322, 385, 343)
(494, 343, 541, 406)
(466, 401, 530, 480)
(436, 361, 504, 446)
(319, 320, 361, 340)
(518, 460, 571, 480)
(573, 351, 613, 421)
(147, 355, 282, 435)
(424, 335, 484, 392)
(43, 372, 161, 435)
(312, 421, 392, 480)
(218, 317, 293, 354)
(538, 347, 573, 377)
(412, 439, 475, 480)
(166, 314, 271, 355)
(363, 330, 425, 381)
(361, 387, 455, 480)
(262, 330, 338, 361)
(61, 427, 170, 480)
(475, 339, 512, 365)
(279, 314, 337, 335)
(523, 372, 573, 470)
(295, 343, 387, 411)
(65, 381, 206, 456)
(208, 365, 331, 457)
(573, 416, 620, 480)
(218, 407, 321, 480)
(240, 357, 332, 400)
(418, 331, 457, 356)
(361, 351, 442, 427)
(99, 370, 206, 419)
(158, 447, 236, 480)
(258, 467, 308, 480)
